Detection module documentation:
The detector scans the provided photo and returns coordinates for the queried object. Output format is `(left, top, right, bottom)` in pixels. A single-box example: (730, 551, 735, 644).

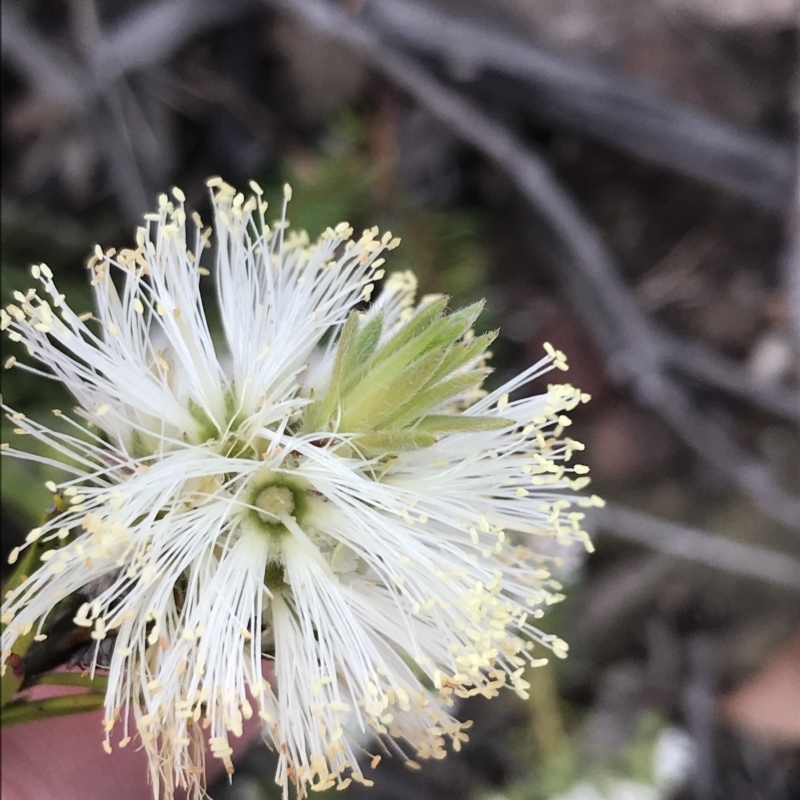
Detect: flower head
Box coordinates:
(1, 179, 599, 798)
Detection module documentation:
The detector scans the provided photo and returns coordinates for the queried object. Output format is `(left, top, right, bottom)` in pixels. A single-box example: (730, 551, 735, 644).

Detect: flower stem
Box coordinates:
(1, 539, 44, 708)
(1, 497, 76, 708)
(38, 672, 108, 691)
(1, 692, 105, 726)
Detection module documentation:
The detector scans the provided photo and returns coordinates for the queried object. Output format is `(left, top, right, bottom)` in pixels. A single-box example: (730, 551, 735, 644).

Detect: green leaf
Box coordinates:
(414, 415, 513, 434)
(1, 692, 106, 726)
(341, 312, 467, 413)
(380, 373, 487, 428)
(340, 346, 449, 431)
(352, 430, 438, 456)
(440, 300, 484, 342)
(426, 331, 496, 387)
(344, 311, 383, 374)
(1, 500, 74, 708)
(343, 297, 448, 393)
(38, 672, 108, 690)
(304, 311, 360, 432)
(305, 294, 494, 453)
(367, 297, 448, 365)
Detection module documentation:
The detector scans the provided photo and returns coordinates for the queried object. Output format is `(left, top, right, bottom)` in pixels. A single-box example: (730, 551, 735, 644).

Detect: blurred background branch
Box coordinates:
(590, 503, 800, 589)
(365, 0, 795, 211)
(264, 0, 800, 531)
(2, 0, 799, 798)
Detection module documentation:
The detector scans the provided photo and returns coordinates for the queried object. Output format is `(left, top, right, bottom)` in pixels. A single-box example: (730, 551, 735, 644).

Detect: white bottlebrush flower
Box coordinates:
(1, 179, 601, 799)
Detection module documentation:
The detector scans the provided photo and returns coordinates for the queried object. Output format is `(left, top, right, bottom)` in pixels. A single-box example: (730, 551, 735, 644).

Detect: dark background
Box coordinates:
(1, 1, 799, 798)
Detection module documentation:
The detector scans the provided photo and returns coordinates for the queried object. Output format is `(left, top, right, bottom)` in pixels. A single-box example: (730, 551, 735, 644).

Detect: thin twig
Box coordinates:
(96, 87, 152, 220)
(589, 505, 800, 590)
(88, 0, 260, 88)
(69, 0, 151, 220)
(1, 0, 260, 114)
(3, 1, 148, 218)
(782, 147, 800, 371)
(162, 64, 278, 141)
(660, 333, 800, 422)
(778, 75, 799, 409)
(685, 634, 718, 800)
(1, 1, 86, 110)
(365, 0, 794, 211)
(3, 0, 240, 220)
(264, 0, 800, 530)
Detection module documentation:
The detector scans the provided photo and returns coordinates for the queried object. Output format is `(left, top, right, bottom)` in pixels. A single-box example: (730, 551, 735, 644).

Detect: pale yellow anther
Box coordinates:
(25, 528, 43, 543)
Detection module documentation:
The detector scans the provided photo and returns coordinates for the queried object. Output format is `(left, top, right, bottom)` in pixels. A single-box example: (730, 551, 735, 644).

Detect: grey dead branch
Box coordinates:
(262, 0, 800, 533)
(2, 1, 799, 797)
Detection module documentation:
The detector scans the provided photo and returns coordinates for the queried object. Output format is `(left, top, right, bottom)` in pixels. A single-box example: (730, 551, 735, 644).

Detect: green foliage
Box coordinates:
(505, 709, 669, 800)
(262, 114, 489, 309)
(304, 301, 507, 458)
(0, 455, 54, 529)
(1, 112, 492, 524)
(622, 710, 662, 785)
(1, 205, 105, 526)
